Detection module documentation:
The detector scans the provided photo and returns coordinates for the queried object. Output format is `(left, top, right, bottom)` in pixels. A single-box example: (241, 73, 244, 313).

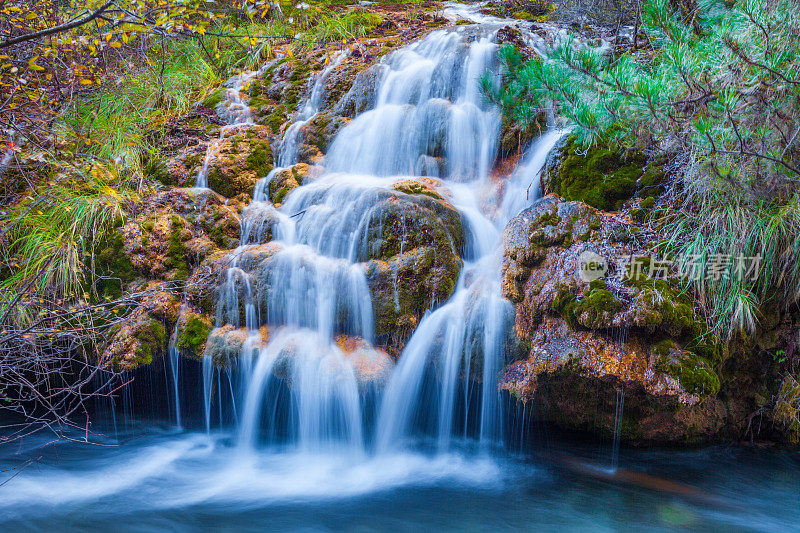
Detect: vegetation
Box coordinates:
(487, 0, 800, 342)
(0, 0, 412, 440)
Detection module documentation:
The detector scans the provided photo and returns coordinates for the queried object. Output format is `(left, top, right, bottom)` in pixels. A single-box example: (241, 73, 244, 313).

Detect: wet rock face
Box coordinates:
(500, 194, 723, 443)
(163, 124, 274, 199)
(266, 164, 310, 205)
(363, 181, 464, 348)
(120, 188, 241, 283)
(295, 112, 349, 163)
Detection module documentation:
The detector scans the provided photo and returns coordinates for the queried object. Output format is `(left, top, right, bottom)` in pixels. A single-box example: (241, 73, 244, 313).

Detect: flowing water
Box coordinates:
(2, 8, 798, 531)
(1, 425, 799, 531)
(203, 24, 534, 454)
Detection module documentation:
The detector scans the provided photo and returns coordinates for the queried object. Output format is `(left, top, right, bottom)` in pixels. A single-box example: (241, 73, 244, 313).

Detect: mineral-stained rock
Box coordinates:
(266, 163, 313, 205)
(335, 335, 394, 387)
(499, 194, 723, 444)
(363, 181, 464, 348)
(118, 188, 241, 283)
(102, 291, 181, 370)
(201, 325, 270, 366)
(175, 307, 214, 356)
(165, 124, 273, 199)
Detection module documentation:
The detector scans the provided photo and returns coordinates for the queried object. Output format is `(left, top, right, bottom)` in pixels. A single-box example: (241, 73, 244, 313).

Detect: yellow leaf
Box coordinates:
(28, 56, 45, 71)
(197, 26, 205, 36)
(26, 12, 36, 19)
(109, 41, 122, 48)
(79, 79, 93, 85)
(122, 33, 130, 43)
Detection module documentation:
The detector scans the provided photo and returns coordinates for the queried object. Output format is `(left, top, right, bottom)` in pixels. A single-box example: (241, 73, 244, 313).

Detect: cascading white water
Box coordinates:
(196, 23, 566, 455)
(195, 71, 260, 188)
(325, 31, 500, 180)
(277, 49, 349, 167)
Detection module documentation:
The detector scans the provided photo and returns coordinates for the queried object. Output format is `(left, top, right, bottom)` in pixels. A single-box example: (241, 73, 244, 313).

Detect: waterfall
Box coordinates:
(193, 23, 566, 454)
(195, 70, 259, 188)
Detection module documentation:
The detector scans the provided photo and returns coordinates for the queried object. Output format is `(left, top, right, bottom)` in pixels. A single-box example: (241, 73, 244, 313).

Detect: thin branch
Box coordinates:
(0, 1, 115, 49)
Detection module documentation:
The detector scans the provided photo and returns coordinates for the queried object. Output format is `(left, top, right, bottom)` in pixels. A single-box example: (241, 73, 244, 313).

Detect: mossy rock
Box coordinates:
(143, 156, 174, 187)
(656, 350, 721, 397)
(94, 228, 138, 300)
(201, 88, 225, 109)
(165, 214, 191, 281)
(176, 312, 214, 355)
(203, 125, 274, 198)
(133, 318, 167, 367)
(553, 285, 623, 330)
(391, 179, 445, 202)
(551, 138, 665, 212)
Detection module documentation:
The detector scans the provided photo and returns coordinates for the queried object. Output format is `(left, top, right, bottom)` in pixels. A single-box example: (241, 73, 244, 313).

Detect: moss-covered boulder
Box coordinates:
(201, 325, 271, 367)
(363, 181, 464, 349)
(175, 308, 214, 356)
(113, 188, 240, 287)
(204, 125, 274, 198)
(102, 293, 180, 371)
(267, 163, 312, 205)
(163, 124, 273, 199)
(548, 138, 666, 212)
(499, 194, 725, 444)
(295, 112, 349, 163)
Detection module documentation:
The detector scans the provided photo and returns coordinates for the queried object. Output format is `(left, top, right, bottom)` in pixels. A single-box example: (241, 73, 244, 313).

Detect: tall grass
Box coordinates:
(663, 183, 800, 341)
(0, 164, 136, 312)
(58, 17, 286, 165)
(295, 8, 382, 50)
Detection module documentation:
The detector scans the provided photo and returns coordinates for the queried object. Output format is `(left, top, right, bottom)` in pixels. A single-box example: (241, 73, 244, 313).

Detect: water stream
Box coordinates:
(2, 7, 797, 531)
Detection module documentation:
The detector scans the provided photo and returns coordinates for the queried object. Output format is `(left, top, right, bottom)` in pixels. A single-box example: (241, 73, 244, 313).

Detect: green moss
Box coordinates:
(537, 211, 561, 227)
(165, 215, 190, 280)
(264, 112, 285, 133)
(553, 285, 622, 330)
(392, 181, 444, 201)
(245, 139, 274, 177)
(177, 313, 213, 354)
(284, 59, 316, 114)
(133, 318, 166, 366)
(656, 352, 721, 396)
(512, 10, 534, 19)
(144, 156, 173, 186)
(553, 138, 665, 212)
(273, 186, 291, 205)
(94, 229, 137, 300)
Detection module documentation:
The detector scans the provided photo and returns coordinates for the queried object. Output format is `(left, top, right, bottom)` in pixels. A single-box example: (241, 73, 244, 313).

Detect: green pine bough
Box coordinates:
(485, 0, 800, 341)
